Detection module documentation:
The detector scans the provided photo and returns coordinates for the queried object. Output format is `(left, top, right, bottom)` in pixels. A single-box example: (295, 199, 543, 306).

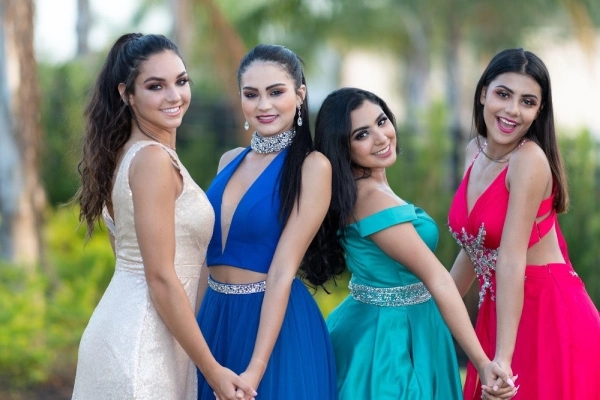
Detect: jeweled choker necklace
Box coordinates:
(250, 128, 296, 154)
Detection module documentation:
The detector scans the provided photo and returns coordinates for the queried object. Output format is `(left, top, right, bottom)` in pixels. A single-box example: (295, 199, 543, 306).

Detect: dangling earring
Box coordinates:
(297, 105, 303, 127)
(244, 120, 249, 130)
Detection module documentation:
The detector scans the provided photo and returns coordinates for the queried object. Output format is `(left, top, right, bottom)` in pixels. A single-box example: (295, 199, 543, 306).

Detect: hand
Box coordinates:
(234, 358, 266, 400)
(205, 365, 257, 400)
(478, 360, 518, 399)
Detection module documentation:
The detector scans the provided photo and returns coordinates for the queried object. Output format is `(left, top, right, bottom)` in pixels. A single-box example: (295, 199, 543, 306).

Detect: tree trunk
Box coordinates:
(76, 0, 90, 56)
(445, 20, 463, 191)
(169, 0, 193, 58)
(0, 0, 46, 267)
(196, 0, 248, 142)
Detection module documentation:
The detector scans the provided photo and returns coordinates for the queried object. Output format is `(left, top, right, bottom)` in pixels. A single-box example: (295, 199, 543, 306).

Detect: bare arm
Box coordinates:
(450, 249, 476, 298)
(494, 144, 550, 367)
(236, 152, 332, 392)
(130, 146, 256, 400)
(368, 192, 514, 396)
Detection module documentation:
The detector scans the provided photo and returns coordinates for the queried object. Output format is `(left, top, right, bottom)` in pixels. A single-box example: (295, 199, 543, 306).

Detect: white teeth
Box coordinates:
(162, 107, 179, 113)
(500, 117, 516, 126)
(374, 145, 390, 155)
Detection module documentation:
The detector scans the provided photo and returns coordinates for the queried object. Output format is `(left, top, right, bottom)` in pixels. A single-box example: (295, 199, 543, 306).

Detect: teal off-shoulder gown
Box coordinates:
(326, 204, 462, 399)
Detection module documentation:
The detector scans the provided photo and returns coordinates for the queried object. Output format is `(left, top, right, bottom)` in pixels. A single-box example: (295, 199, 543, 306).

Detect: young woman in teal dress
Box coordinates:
(313, 87, 517, 400)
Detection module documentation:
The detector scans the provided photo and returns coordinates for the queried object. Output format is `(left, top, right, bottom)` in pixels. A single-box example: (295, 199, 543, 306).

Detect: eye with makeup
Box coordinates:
(377, 116, 388, 126)
(243, 91, 257, 99)
(176, 77, 190, 86)
(522, 98, 537, 107)
(354, 130, 369, 141)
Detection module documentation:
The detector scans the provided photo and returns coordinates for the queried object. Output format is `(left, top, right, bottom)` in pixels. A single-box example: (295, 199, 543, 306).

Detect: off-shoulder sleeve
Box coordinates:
(356, 204, 417, 237)
(102, 205, 116, 237)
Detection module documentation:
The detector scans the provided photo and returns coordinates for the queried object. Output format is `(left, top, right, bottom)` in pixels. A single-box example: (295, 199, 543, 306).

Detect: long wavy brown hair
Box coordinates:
(73, 33, 182, 238)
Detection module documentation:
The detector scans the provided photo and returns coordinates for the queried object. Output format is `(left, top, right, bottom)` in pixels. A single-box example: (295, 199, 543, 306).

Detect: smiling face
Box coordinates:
(349, 100, 397, 170)
(480, 72, 542, 147)
(240, 62, 305, 137)
(123, 50, 190, 134)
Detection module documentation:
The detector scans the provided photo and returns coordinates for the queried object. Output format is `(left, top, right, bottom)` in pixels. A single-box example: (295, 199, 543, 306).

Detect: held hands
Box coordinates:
(478, 360, 518, 399)
(234, 358, 267, 400)
(207, 365, 257, 400)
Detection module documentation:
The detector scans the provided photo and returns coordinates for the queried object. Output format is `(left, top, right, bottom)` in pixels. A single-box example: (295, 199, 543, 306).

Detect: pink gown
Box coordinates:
(448, 149, 600, 400)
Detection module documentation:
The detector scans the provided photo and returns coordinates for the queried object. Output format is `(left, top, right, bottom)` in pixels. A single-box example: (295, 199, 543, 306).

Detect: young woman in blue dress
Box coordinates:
(195, 44, 339, 399)
(312, 87, 516, 400)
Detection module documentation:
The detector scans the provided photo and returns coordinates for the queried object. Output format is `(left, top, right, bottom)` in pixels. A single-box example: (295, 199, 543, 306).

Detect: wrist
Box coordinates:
(197, 358, 220, 378)
(472, 355, 491, 372)
(493, 354, 512, 367)
(249, 357, 268, 375)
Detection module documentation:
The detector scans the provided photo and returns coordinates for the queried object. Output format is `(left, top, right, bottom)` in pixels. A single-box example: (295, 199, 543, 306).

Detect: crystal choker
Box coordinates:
(250, 128, 296, 154)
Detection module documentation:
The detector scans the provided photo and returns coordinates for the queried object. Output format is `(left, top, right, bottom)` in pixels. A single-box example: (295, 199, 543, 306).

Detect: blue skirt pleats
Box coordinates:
(196, 278, 338, 399)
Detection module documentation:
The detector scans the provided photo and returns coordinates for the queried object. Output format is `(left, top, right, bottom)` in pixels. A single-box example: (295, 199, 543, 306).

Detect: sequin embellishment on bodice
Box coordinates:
(450, 224, 498, 308)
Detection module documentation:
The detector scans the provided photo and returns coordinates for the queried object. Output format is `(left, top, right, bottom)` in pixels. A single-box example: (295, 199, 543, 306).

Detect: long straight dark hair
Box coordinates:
(473, 48, 568, 213)
(311, 88, 397, 274)
(74, 33, 183, 238)
(237, 44, 344, 287)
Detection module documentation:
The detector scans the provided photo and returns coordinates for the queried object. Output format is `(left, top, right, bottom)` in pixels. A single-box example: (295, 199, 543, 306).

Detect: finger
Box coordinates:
(233, 378, 258, 397)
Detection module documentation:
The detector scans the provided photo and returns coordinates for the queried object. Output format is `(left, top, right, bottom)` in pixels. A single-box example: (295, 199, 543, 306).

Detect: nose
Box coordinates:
(258, 96, 272, 111)
(505, 98, 520, 116)
(166, 85, 182, 103)
(374, 128, 387, 144)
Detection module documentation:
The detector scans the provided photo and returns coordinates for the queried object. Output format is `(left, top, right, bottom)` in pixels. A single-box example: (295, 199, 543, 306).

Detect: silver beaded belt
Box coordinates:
(208, 276, 266, 294)
(349, 281, 432, 307)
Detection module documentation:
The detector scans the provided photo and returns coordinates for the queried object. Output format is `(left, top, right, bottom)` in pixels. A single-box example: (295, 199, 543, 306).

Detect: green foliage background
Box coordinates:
(2, 57, 598, 391)
(2, 0, 600, 391)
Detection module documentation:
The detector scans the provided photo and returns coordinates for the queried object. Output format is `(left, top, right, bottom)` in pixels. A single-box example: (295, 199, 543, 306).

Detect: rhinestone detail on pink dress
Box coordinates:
(450, 223, 498, 308)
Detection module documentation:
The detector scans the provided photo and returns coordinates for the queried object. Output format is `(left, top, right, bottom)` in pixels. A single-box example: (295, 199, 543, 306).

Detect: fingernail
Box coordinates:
(507, 378, 515, 387)
(493, 385, 499, 391)
(514, 374, 519, 381)
(253, 391, 258, 396)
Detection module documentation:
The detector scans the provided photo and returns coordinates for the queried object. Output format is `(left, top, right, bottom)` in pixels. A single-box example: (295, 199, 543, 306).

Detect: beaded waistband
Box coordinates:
(349, 281, 432, 307)
(208, 276, 266, 294)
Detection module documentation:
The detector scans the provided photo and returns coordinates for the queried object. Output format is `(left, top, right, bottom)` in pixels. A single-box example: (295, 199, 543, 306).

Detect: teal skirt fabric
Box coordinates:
(327, 295, 462, 400)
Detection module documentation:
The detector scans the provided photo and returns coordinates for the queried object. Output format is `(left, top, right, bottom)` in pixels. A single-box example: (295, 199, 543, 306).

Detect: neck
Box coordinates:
(353, 166, 388, 184)
(132, 122, 176, 150)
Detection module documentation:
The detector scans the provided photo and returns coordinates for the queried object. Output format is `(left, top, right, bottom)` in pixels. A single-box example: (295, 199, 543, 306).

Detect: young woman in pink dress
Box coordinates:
(448, 48, 600, 400)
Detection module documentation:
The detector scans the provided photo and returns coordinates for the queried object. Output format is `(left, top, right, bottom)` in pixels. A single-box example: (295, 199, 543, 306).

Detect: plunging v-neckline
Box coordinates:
(464, 163, 509, 219)
(218, 147, 286, 254)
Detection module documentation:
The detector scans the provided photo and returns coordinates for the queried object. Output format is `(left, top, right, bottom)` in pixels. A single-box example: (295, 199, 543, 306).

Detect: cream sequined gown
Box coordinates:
(72, 141, 214, 400)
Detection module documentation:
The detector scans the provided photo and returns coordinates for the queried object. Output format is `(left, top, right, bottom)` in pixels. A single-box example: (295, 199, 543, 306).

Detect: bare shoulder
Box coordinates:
(507, 140, 551, 194)
(354, 183, 407, 221)
(130, 144, 174, 174)
(509, 140, 550, 176)
(217, 147, 246, 173)
(302, 151, 331, 177)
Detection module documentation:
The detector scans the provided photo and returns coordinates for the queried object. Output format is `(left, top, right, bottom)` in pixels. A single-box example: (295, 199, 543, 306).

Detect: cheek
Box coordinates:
(350, 141, 369, 162)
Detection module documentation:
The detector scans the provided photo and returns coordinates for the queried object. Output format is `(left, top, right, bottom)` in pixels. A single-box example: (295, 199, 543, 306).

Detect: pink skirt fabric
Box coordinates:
(463, 263, 600, 400)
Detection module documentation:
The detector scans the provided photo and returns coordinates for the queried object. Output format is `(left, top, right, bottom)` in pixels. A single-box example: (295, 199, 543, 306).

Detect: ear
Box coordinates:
(480, 86, 487, 105)
(297, 84, 307, 106)
(118, 83, 130, 105)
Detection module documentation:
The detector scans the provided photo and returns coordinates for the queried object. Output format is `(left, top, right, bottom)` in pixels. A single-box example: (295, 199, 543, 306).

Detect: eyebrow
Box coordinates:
(143, 71, 187, 84)
(242, 83, 286, 91)
(352, 112, 386, 136)
(495, 84, 539, 99)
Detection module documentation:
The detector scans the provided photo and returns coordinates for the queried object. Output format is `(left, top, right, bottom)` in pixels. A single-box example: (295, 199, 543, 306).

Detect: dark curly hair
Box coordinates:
(74, 33, 183, 238)
(312, 87, 397, 283)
